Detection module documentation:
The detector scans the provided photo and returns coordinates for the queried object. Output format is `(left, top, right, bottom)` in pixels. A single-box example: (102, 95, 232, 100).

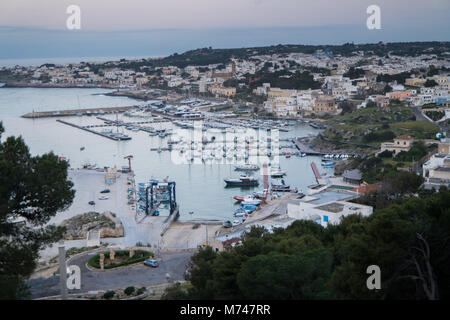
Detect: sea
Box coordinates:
(0, 87, 333, 221)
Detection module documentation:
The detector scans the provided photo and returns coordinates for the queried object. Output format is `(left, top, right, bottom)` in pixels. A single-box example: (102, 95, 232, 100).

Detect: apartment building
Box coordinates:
(312, 96, 337, 115)
(208, 85, 236, 97)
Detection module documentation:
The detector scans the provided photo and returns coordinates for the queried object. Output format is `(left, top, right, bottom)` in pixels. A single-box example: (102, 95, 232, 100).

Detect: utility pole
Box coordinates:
(58, 241, 67, 300)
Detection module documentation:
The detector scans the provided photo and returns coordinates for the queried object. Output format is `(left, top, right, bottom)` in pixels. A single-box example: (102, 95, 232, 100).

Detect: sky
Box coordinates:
(0, 0, 449, 62)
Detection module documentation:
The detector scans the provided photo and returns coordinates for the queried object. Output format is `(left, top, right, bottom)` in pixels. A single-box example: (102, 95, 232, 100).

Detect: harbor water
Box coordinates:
(0, 87, 334, 221)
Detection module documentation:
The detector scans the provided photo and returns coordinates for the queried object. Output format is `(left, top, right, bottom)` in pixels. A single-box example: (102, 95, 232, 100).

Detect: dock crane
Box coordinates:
(145, 180, 177, 216)
(124, 155, 133, 172)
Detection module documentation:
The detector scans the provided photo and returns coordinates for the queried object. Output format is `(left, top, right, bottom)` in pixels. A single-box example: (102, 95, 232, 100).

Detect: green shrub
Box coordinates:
(425, 110, 445, 121)
(88, 250, 154, 269)
(378, 150, 393, 158)
(103, 291, 115, 299)
(362, 130, 395, 143)
(124, 286, 135, 296)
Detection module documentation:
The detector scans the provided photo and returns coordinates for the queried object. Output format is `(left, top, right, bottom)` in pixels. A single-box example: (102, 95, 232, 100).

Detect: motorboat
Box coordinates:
(270, 167, 287, 177)
(241, 198, 261, 206)
(321, 161, 335, 167)
(241, 203, 258, 212)
(234, 210, 248, 218)
(271, 184, 292, 192)
(234, 164, 260, 171)
(224, 175, 259, 187)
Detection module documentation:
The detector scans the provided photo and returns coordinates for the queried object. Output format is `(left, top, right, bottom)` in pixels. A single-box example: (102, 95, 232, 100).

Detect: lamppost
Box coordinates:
(58, 241, 67, 300)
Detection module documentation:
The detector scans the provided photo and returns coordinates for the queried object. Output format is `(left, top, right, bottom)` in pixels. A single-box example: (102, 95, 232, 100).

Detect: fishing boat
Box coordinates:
(241, 198, 261, 206)
(321, 161, 335, 167)
(234, 210, 248, 218)
(241, 203, 258, 211)
(224, 175, 259, 187)
(234, 164, 260, 171)
(252, 189, 268, 199)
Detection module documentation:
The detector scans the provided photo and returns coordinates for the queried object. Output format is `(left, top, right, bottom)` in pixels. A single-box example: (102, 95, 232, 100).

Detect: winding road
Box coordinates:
(28, 251, 194, 299)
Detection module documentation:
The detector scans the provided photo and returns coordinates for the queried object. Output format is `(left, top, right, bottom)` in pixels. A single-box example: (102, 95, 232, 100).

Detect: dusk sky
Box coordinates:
(1, 0, 449, 30)
(1, 0, 449, 63)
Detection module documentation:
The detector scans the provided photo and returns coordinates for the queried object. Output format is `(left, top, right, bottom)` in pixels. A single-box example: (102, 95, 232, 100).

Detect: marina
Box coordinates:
(0, 87, 336, 222)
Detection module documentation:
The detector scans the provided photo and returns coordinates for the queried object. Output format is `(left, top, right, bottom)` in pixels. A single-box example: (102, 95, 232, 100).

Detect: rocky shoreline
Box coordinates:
(60, 211, 124, 240)
(299, 135, 373, 157)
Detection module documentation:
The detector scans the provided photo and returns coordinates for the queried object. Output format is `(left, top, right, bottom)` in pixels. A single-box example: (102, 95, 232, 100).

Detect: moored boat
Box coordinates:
(224, 175, 259, 187)
(270, 167, 287, 177)
(234, 164, 260, 171)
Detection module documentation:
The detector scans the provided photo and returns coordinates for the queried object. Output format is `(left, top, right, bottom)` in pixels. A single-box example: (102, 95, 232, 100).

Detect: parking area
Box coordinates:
(39, 169, 167, 262)
(29, 251, 194, 299)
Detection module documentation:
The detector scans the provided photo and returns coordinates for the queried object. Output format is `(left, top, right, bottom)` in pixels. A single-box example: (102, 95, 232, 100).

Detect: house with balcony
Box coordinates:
(380, 135, 414, 155)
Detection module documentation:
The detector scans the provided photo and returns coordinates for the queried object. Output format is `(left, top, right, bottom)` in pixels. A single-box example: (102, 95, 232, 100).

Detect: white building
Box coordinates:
(287, 199, 373, 228)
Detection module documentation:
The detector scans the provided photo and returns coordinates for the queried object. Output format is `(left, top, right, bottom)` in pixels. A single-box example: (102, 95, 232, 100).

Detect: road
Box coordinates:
(28, 251, 194, 299)
(412, 106, 429, 122)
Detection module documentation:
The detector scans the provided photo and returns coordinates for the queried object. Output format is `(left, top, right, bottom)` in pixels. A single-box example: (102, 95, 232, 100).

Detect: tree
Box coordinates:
(184, 247, 217, 299)
(331, 188, 450, 300)
(236, 250, 333, 299)
(383, 84, 393, 94)
(176, 187, 449, 300)
(0, 122, 75, 299)
(424, 79, 438, 88)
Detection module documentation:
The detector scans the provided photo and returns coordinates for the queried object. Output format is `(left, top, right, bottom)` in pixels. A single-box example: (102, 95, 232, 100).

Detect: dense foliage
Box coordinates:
(0, 122, 75, 299)
(394, 141, 433, 162)
(425, 110, 445, 121)
(362, 130, 396, 143)
(168, 188, 449, 300)
(249, 70, 321, 91)
(93, 42, 450, 71)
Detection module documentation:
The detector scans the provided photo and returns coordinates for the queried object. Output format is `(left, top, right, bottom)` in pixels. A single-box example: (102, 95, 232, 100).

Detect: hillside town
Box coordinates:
(1, 42, 449, 301)
(1, 46, 449, 118)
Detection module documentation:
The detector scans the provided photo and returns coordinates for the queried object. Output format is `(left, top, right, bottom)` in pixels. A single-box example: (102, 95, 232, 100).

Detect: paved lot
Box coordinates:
(28, 251, 194, 299)
(39, 169, 167, 262)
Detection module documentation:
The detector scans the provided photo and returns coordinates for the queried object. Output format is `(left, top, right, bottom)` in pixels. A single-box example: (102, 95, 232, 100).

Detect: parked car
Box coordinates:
(100, 189, 111, 193)
(144, 259, 159, 268)
(232, 219, 242, 227)
(98, 195, 109, 200)
(88, 201, 95, 205)
(223, 220, 232, 228)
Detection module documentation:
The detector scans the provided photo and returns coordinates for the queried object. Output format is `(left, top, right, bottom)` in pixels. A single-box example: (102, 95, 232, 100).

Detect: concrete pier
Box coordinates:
(22, 106, 137, 118)
(56, 120, 124, 141)
(311, 162, 322, 183)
